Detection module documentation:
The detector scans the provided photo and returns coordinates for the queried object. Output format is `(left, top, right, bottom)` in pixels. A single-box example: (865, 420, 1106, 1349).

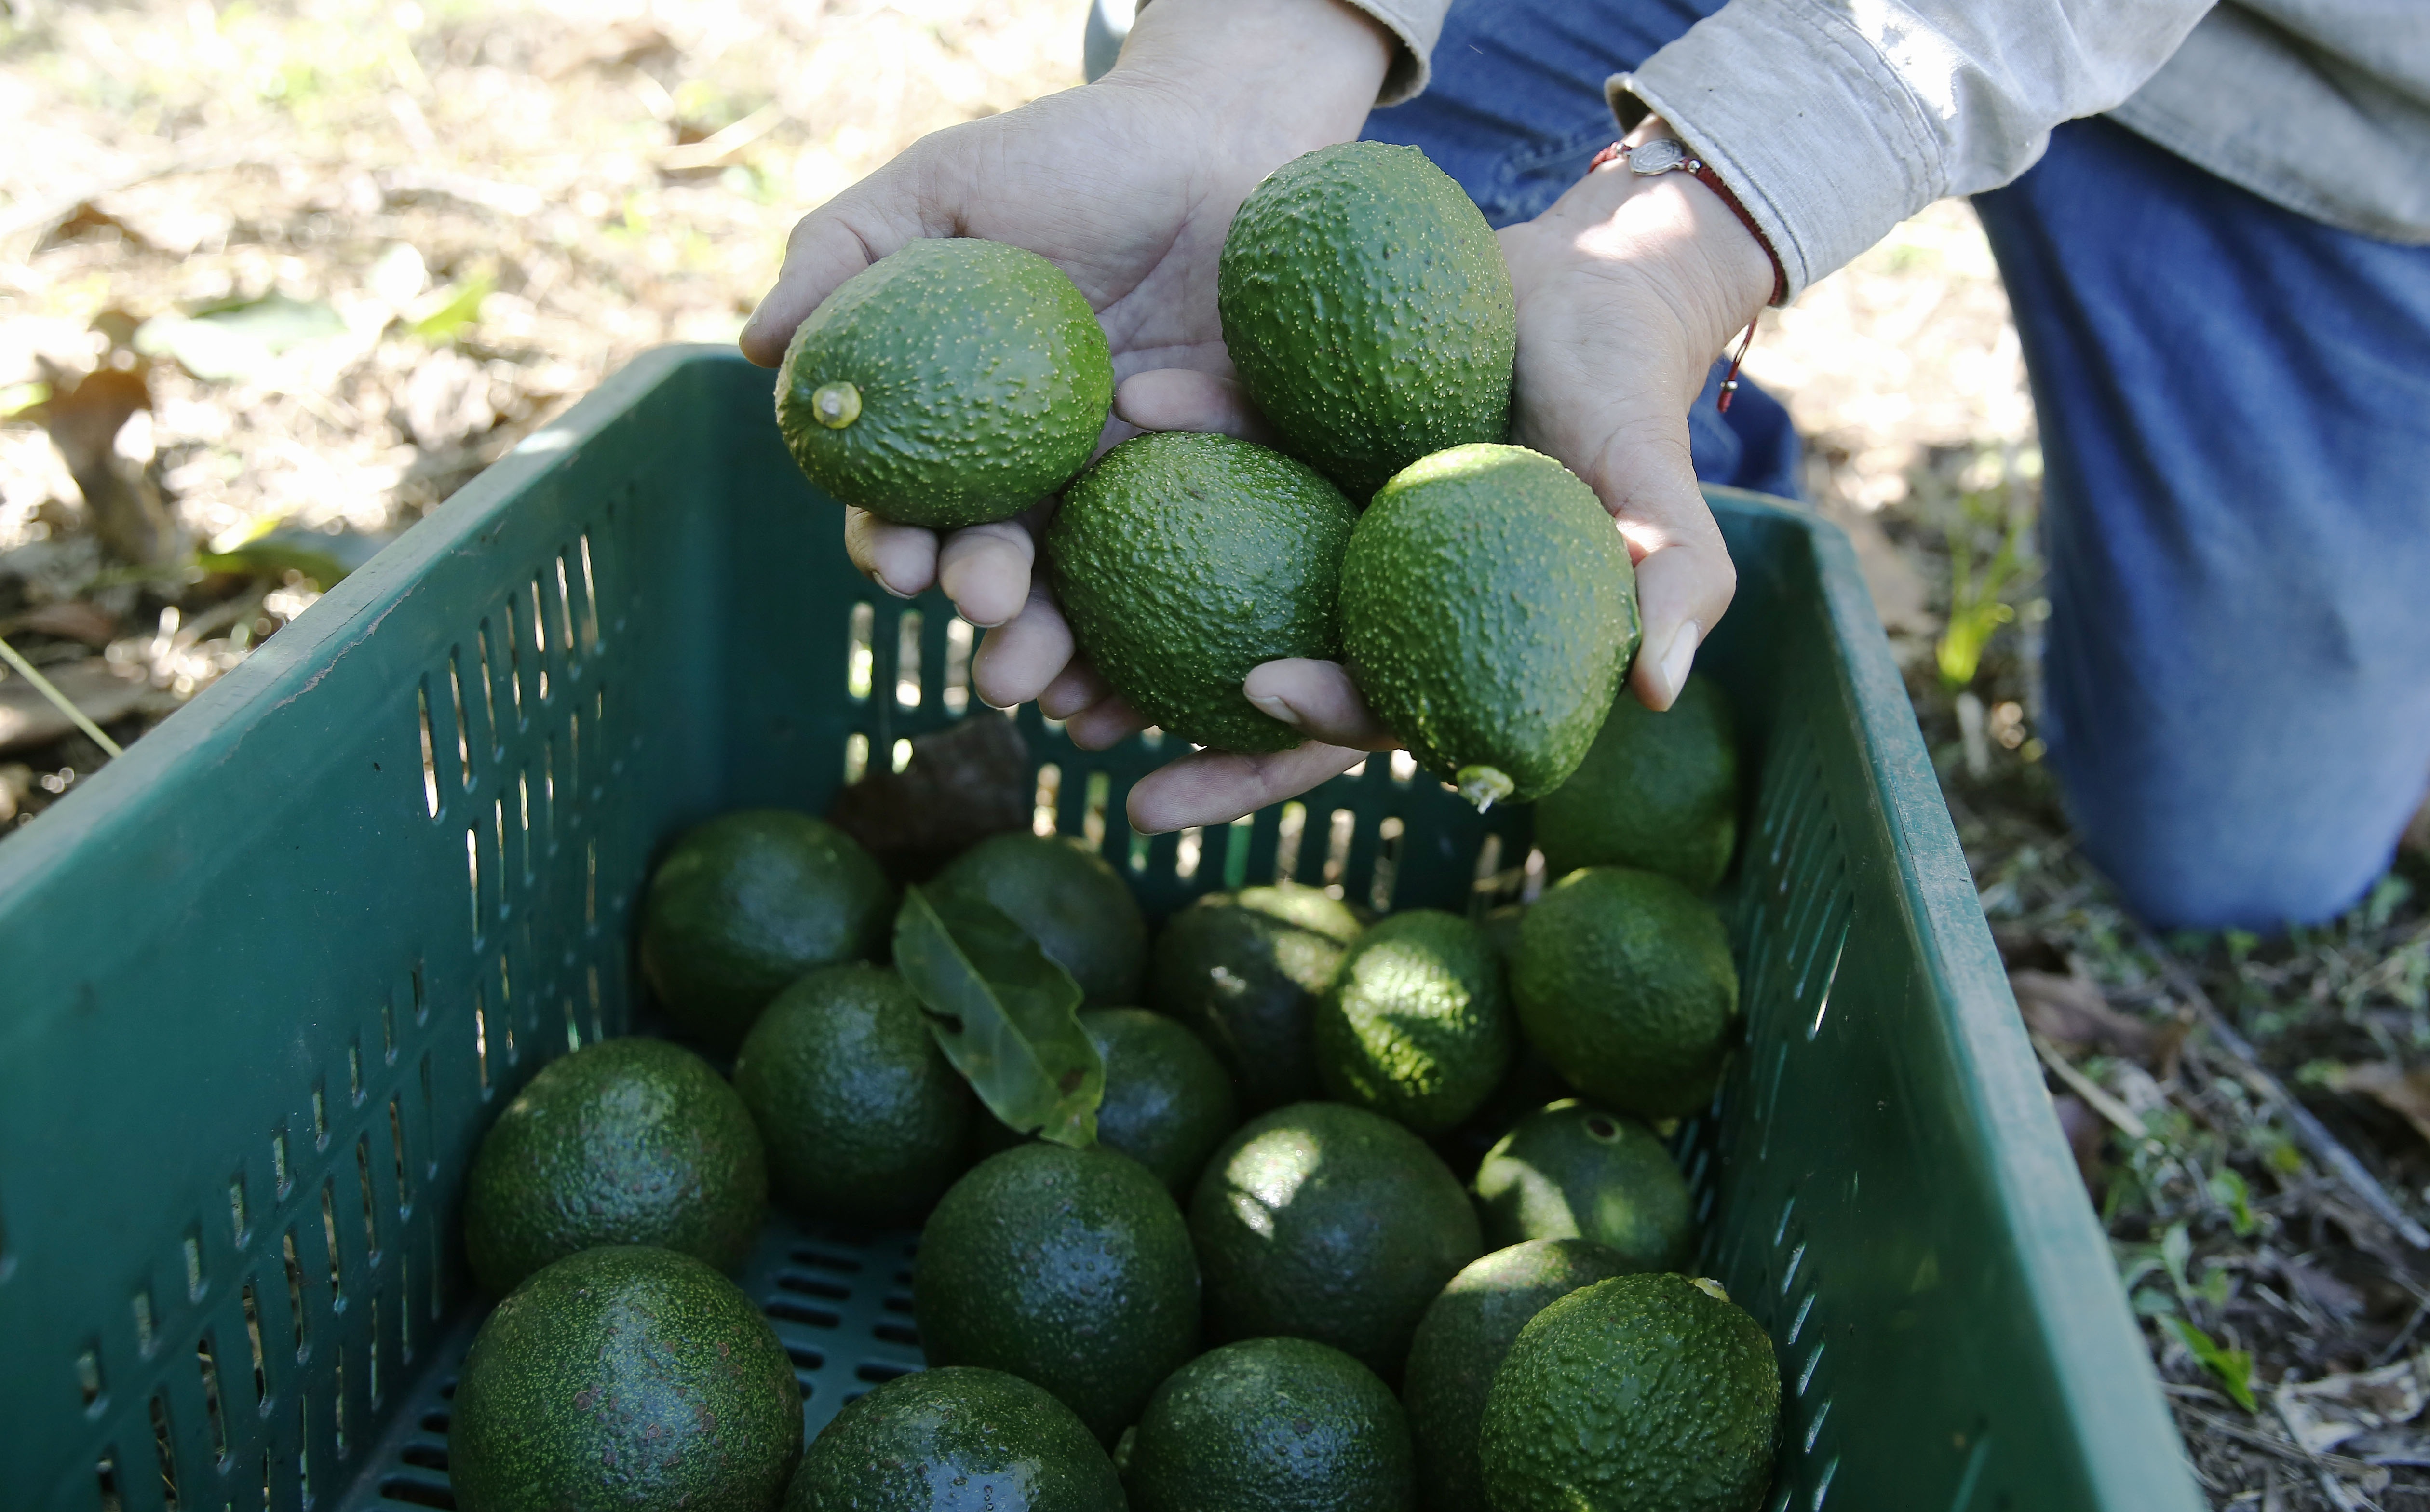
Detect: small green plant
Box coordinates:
(2164, 1316, 2257, 1412)
(1934, 474, 2034, 691)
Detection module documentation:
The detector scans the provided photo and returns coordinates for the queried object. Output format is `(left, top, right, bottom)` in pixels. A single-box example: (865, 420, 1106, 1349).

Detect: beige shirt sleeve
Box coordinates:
(1614, 0, 2215, 302)
(1339, 0, 1454, 104)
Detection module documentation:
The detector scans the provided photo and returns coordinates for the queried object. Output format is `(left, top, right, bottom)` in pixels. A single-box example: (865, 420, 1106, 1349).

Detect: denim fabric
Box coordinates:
(1364, 0, 2430, 928)
(1361, 0, 1802, 501)
(1976, 118, 2430, 929)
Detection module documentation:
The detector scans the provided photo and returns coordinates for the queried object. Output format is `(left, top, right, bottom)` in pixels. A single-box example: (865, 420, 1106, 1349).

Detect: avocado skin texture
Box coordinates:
(462, 1040, 766, 1296)
(732, 963, 972, 1225)
(1341, 445, 1639, 806)
(1315, 910, 1512, 1136)
(916, 1143, 1202, 1446)
(1536, 673, 1741, 892)
(1478, 1273, 1781, 1512)
(1219, 141, 1515, 502)
(451, 1245, 802, 1512)
(1150, 884, 1361, 1111)
(1403, 1239, 1638, 1512)
(1190, 1100, 1481, 1382)
(786, 1366, 1124, 1512)
(1050, 432, 1356, 752)
(1513, 867, 1740, 1120)
(775, 238, 1113, 530)
(931, 833, 1148, 1006)
(1473, 1100, 1693, 1271)
(971, 1008, 1242, 1194)
(640, 810, 894, 1052)
(1124, 1336, 1414, 1512)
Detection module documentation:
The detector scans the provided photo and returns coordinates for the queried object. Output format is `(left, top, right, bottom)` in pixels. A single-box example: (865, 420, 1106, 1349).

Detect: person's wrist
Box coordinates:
(1616, 116, 1779, 322)
(1109, 0, 1391, 156)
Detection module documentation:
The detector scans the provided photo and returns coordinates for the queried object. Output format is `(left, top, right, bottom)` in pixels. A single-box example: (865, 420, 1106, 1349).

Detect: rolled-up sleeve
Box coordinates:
(1350, 0, 1454, 103)
(1617, 0, 2216, 300)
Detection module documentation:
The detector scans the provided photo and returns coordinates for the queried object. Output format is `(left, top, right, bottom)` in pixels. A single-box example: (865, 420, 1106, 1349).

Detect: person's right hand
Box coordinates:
(740, 0, 1395, 721)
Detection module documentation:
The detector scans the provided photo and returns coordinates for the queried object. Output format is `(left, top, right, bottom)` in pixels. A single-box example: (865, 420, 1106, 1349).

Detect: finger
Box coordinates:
(1127, 742, 1369, 834)
(1065, 693, 1150, 750)
(936, 519, 1036, 628)
(1114, 369, 1279, 446)
(970, 587, 1076, 709)
(1039, 660, 1115, 721)
(739, 176, 922, 364)
(843, 509, 939, 599)
(1594, 423, 1736, 712)
(1241, 659, 1398, 749)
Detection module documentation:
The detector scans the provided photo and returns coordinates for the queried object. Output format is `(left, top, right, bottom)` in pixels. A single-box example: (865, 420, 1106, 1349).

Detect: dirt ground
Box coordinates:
(6, 2, 2429, 1506)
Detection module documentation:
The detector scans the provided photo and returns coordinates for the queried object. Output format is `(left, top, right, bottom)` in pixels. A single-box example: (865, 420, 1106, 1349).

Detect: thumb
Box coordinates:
(1589, 415, 1736, 712)
(739, 157, 931, 366)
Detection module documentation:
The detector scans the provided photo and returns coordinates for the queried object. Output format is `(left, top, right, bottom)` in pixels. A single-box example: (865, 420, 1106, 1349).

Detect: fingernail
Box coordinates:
(1248, 693, 1302, 728)
(1658, 621, 1701, 703)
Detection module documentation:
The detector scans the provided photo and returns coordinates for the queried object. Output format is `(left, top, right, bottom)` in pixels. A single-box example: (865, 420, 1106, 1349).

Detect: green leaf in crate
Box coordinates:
(2163, 1316, 2256, 1412)
(893, 884, 1104, 1148)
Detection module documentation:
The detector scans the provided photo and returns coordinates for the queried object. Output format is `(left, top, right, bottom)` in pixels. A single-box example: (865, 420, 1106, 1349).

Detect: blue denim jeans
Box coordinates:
(1365, 0, 2430, 930)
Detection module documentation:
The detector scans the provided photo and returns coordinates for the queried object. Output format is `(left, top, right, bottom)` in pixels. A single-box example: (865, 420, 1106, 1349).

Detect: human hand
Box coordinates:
(1106, 121, 1777, 832)
(740, 0, 1394, 718)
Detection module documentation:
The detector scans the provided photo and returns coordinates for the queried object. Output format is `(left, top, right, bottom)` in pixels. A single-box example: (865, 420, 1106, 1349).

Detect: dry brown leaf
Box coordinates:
(2322, 1061, 2430, 1148)
(2275, 1353, 2430, 1456)
(0, 659, 147, 752)
(15, 600, 122, 647)
(2010, 967, 2185, 1072)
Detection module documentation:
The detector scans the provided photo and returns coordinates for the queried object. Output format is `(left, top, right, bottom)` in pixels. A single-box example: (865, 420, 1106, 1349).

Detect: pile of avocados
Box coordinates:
(779, 141, 1637, 810)
(443, 141, 1781, 1512)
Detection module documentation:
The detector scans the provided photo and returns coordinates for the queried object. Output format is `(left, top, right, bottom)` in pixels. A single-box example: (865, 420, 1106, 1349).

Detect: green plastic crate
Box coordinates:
(0, 347, 2200, 1512)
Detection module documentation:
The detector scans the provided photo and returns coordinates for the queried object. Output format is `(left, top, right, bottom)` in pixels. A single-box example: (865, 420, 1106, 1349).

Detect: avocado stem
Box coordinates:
(1456, 765, 1515, 812)
(810, 381, 862, 429)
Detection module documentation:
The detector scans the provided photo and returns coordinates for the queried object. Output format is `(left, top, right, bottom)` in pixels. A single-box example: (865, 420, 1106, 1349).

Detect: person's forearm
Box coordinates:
(1113, 0, 1396, 151)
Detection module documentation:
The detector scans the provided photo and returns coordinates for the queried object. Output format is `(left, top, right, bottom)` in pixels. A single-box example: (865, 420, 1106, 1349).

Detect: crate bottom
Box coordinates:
(337, 1210, 925, 1510)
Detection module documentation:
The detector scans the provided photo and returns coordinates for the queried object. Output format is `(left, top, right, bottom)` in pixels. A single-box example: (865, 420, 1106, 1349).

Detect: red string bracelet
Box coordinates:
(1589, 138, 1784, 414)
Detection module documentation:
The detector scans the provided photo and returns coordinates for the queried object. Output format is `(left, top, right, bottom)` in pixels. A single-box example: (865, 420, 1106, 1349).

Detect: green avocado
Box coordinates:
(1314, 909, 1512, 1135)
(775, 238, 1114, 530)
(1218, 141, 1514, 501)
(1149, 883, 1361, 1111)
(1189, 1100, 1481, 1382)
(639, 809, 894, 1052)
(1050, 431, 1357, 751)
(1402, 1239, 1638, 1512)
(1340, 445, 1639, 810)
(930, 832, 1148, 1006)
(1121, 1336, 1413, 1512)
(915, 1143, 1201, 1445)
(1535, 673, 1741, 892)
(971, 1008, 1241, 1195)
(450, 1245, 802, 1512)
(1478, 1273, 1781, 1512)
(785, 1366, 1125, 1512)
(731, 963, 972, 1225)
(462, 1039, 766, 1296)
(1473, 1100, 1693, 1272)
(1512, 867, 1740, 1120)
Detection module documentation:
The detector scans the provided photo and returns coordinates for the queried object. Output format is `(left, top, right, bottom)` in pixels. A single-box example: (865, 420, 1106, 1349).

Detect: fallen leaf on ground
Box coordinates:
(2274, 1353, 2430, 1455)
(14, 600, 120, 647)
(2322, 1062, 2430, 1148)
(2011, 967, 2186, 1072)
(0, 659, 146, 752)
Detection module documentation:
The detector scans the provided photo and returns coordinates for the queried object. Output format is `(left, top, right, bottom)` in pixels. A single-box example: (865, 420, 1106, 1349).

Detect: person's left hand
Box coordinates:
(1082, 122, 1780, 833)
